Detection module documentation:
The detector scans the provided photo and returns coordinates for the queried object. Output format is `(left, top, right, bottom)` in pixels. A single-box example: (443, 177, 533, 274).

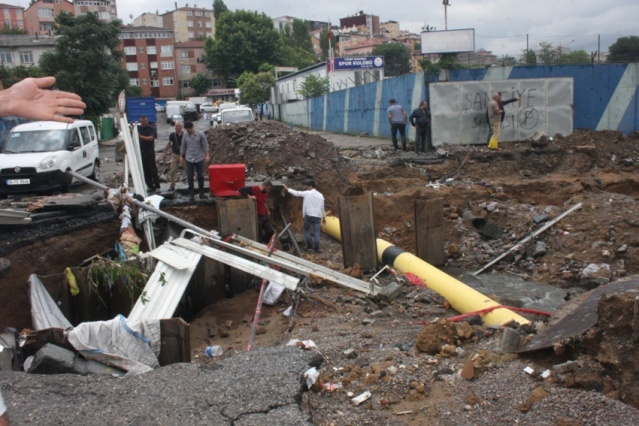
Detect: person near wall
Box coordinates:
(163, 120, 183, 191)
(137, 115, 161, 192)
(409, 100, 432, 154)
(283, 180, 325, 253)
(486, 92, 520, 148)
(0, 76, 85, 123)
(239, 180, 275, 244)
(387, 98, 408, 152)
(179, 121, 210, 200)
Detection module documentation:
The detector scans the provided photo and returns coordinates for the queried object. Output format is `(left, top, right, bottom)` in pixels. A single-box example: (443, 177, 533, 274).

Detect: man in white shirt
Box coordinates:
(283, 180, 325, 253)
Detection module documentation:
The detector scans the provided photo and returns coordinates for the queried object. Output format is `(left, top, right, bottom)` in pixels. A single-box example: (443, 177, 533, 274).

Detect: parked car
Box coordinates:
(155, 103, 165, 113)
(212, 107, 254, 128)
(168, 114, 184, 125)
(200, 102, 218, 113)
(210, 102, 237, 126)
(0, 120, 100, 196)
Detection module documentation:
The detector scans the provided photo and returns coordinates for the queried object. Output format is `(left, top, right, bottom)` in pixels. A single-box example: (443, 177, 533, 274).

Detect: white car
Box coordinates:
(168, 114, 184, 125)
(155, 103, 165, 113)
(0, 120, 100, 195)
(200, 102, 218, 113)
(212, 107, 254, 128)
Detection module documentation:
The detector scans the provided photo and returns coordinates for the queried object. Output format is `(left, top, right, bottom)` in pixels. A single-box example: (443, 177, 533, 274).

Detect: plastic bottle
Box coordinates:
(204, 345, 223, 357)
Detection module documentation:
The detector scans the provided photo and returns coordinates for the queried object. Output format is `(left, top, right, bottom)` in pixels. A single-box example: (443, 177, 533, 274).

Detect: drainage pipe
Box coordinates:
(321, 215, 530, 326)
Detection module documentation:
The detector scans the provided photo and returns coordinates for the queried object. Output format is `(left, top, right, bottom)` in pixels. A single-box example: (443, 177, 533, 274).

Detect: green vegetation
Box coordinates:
(237, 68, 275, 105)
(189, 73, 212, 95)
(298, 74, 329, 99)
(607, 36, 639, 63)
(372, 42, 411, 77)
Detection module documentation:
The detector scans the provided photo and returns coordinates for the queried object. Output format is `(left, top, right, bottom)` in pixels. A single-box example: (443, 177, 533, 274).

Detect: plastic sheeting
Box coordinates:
(29, 274, 73, 331)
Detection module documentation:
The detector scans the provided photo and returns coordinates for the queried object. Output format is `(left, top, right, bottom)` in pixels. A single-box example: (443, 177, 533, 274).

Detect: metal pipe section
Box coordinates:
(321, 215, 530, 326)
(66, 170, 218, 239)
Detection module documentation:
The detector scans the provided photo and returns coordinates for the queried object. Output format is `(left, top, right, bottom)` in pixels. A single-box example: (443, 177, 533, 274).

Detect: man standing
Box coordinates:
(138, 116, 161, 192)
(283, 180, 325, 253)
(387, 98, 408, 152)
(239, 180, 274, 244)
(163, 121, 183, 191)
(179, 121, 210, 200)
(486, 92, 521, 148)
(409, 100, 432, 154)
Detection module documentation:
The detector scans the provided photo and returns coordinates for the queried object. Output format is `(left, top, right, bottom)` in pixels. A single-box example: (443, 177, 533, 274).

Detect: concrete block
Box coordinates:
(27, 343, 76, 374)
(500, 328, 521, 353)
(379, 281, 403, 302)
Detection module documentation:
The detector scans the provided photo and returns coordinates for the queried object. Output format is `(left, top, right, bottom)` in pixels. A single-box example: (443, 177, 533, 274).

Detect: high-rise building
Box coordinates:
(119, 26, 177, 98)
(23, 0, 74, 35)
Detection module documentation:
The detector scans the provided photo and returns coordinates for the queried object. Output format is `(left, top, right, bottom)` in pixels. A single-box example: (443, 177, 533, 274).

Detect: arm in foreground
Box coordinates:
(0, 77, 85, 123)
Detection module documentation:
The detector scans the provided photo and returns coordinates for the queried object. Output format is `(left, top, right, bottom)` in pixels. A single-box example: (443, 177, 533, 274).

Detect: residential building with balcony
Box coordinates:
(132, 12, 163, 28)
(339, 11, 379, 37)
(0, 34, 56, 68)
(161, 6, 214, 44)
(119, 26, 177, 98)
(0, 3, 25, 32)
(74, 0, 117, 22)
(175, 40, 224, 98)
(24, 0, 74, 36)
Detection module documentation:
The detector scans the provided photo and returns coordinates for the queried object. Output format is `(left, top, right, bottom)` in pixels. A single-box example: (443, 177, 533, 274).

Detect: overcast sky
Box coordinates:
(15, 0, 638, 58)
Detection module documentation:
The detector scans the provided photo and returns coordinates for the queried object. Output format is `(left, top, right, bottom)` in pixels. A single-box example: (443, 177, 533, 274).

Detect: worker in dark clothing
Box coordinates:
(409, 100, 432, 153)
(239, 180, 274, 243)
(137, 115, 161, 192)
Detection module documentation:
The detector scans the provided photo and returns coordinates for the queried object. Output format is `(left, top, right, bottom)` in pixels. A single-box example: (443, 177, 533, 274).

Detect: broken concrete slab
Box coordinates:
(25, 343, 125, 376)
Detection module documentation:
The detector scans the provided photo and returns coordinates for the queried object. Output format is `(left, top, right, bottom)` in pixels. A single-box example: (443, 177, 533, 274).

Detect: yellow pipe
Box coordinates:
(322, 215, 529, 326)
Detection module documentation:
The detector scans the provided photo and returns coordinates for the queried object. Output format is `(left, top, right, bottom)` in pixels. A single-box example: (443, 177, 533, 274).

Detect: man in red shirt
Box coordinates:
(239, 180, 274, 243)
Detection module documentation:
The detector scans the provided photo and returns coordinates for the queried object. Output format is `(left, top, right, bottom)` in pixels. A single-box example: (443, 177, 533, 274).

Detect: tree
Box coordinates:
(189, 73, 211, 95)
(290, 19, 314, 54)
(213, 0, 228, 21)
(203, 10, 280, 81)
(237, 70, 275, 105)
(607, 36, 639, 62)
(298, 74, 329, 99)
(0, 65, 44, 89)
(523, 49, 537, 65)
(125, 85, 143, 97)
(39, 12, 127, 124)
(559, 49, 590, 64)
(372, 42, 411, 77)
(538, 42, 560, 65)
(319, 28, 330, 61)
(277, 31, 316, 70)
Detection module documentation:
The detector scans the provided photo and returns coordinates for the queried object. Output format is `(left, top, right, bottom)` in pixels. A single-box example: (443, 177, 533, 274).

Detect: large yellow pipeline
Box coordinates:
(322, 215, 529, 326)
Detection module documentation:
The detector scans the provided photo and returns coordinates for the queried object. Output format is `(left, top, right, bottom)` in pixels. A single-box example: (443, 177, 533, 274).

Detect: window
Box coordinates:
(98, 12, 110, 20)
(197, 21, 202, 27)
(162, 77, 174, 86)
(79, 127, 90, 146)
(124, 46, 136, 55)
(188, 32, 194, 39)
(150, 61, 158, 68)
(4, 20, 11, 28)
(138, 47, 145, 53)
(147, 46, 157, 55)
(0, 52, 12, 64)
(126, 62, 138, 71)
(180, 80, 190, 88)
(140, 63, 146, 69)
(181, 50, 189, 58)
(181, 65, 191, 74)
(195, 11, 202, 16)
(160, 61, 174, 70)
(141, 79, 148, 85)
(197, 32, 204, 38)
(187, 20, 193, 27)
(19, 51, 33, 64)
(129, 78, 140, 86)
(186, 11, 192, 16)
(150, 80, 160, 87)
(204, 12, 211, 17)
(40, 22, 55, 31)
(37, 8, 55, 18)
(205, 22, 211, 28)
(160, 45, 172, 56)
(211, 79, 222, 87)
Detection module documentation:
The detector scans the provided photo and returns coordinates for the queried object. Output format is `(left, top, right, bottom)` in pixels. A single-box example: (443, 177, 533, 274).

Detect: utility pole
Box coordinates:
(443, 0, 450, 30)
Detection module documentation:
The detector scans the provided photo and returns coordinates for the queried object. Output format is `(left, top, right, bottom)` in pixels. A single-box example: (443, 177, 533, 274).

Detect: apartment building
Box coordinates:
(0, 35, 56, 68)
(24, 0, 74, 35)
(162, 6, 214, 44)
(119, 26, 177, 98)
(0, 3, 25, 32)
(175, 40, 222, 97)
(74, 0, 118, 22)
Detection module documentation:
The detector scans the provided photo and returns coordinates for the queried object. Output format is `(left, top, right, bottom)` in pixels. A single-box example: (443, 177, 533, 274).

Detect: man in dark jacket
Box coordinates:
(486, 92, 520, 144)
(409, 100, 432, 153)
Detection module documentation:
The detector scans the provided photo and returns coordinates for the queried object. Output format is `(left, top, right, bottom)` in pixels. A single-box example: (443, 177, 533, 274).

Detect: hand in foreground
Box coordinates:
(1, 77, 86, 123)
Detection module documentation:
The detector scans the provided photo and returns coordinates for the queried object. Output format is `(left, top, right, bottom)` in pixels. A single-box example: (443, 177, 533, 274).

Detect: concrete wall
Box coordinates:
(274, 63, 639, 143)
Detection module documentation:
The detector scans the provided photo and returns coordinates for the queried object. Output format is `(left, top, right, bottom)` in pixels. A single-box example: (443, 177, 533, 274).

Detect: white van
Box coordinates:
(0, 120, 100, 195)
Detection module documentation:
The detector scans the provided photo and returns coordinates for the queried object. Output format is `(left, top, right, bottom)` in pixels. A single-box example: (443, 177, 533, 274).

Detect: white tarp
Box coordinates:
(430, 78, 574, 145)
(29, 274, 73, 331)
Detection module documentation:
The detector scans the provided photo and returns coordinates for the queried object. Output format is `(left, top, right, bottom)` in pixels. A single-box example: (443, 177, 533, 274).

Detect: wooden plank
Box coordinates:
(338, 193, 377, 270)
(159, 318, 191, 366)
(216, 198, 258, 294)
(415, 198, 446, 266)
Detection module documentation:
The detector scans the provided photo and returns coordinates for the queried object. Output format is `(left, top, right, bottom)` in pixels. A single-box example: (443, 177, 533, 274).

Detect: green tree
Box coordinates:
(277, 31, 316, 70)
(290, 19, 314, 54)
(237, 70, 275, 105)
(372, 42, 411, 77)
(559, 49, 590, 64)
(0, 65, 44, 89)
(319, 28, 330, 61)
(39, 12, 127, 124)
(203, 10, 280, 81)
(298, 74, 329, 99)
(538, 42, 560, 65)
(125, 85, 143, 97)
(523, 49, 537, 65)
(213, 0, 229, 21)
(607, 36, 639, 62)
(189, 73, 211, 95)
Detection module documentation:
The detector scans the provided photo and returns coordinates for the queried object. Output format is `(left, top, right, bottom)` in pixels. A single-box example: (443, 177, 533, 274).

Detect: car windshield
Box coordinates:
(3, 129, 68, 153)
(223, 110, 252, 123)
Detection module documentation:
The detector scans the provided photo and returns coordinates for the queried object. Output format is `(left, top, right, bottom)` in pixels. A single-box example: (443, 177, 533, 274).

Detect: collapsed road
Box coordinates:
(1, 120, 639, 425)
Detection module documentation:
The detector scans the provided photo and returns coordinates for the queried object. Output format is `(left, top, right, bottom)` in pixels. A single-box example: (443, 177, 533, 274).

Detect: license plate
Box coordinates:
(6, 179, 30, 185)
